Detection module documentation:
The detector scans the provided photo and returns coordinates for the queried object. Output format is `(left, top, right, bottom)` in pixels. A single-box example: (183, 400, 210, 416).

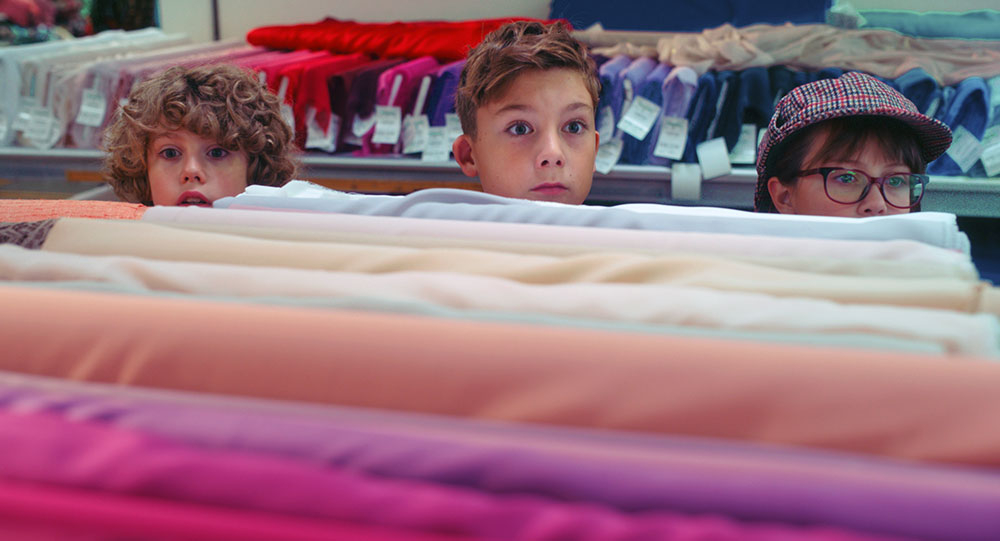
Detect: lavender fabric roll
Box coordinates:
(426, 59, 464, 126)
(595, 54, 632, 140)
(0, 373, 995, 540)
(682, 71, 720, 163)
(621, 61, 671, 164)
(642, 66, 699, 166)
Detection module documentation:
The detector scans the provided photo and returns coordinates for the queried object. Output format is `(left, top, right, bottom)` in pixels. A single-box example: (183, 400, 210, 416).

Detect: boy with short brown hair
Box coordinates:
(452, 21, 600, 205)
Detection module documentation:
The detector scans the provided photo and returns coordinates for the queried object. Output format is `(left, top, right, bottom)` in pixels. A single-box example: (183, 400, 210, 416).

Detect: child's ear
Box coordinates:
(592, 130, 600, 173)
(767, 177, 795, 214)
(452, 134, 478, 178)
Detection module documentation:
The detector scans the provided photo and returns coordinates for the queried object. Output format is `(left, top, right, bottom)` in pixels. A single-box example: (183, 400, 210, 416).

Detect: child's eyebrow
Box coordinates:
(494, 102, 592, 115)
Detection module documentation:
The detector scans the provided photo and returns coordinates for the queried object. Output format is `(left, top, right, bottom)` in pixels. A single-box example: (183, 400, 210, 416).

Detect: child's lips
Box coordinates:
(531, 182, 568, 195)
(176, 190, 210, 206)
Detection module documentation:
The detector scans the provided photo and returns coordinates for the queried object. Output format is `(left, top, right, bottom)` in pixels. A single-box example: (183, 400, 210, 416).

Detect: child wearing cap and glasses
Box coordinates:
(755, 71, 952, 217)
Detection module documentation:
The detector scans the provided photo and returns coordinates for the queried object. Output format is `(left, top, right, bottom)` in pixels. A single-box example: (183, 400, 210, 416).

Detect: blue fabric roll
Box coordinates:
(642, 66, 699, 166)
(928, 77, 990, 175)
(596, 55, 632, 141)
(706, 70, 740, 150)
(682, 71, 720, 163)
(812, 67, 844, 81)
(768, 66, 810, 110)
(621, 62, 671, 164)
(425, 59, 464, 127)
(737, 67, 773, 128)
(895, 68, 942, 117)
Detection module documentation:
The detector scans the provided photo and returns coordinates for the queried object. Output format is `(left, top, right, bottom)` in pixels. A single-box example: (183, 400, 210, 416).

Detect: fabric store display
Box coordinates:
(361, 56, 441, 155)
(894, 67, 943, 117)
(288, 52, 371, 149)
(681, 71, 720, 163)
(846, 9, 1000, 41)
(328, 58, 405, 149)
(4, 244, 995, 355)
(5, 371, 999, 541)
(620, 61, 670, 164)
(5, 281, 1000, 469)
(595, 54, 631, 140)
(642, 65, 699, 165)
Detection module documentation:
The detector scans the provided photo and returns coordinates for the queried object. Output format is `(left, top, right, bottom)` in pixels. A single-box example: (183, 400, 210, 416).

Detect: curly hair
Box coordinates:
(455, 21, 600, 139)
(103, 63, 297, 204)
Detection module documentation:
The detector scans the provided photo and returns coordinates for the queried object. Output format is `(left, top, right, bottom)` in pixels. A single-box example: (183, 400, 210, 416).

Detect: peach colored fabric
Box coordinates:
(4, 283, 1000, 468)
(582, 23, 1000, 85)
(0, 199, 146, 222)
(3, 245, 996, 356)
(40, 218, 1000, 313)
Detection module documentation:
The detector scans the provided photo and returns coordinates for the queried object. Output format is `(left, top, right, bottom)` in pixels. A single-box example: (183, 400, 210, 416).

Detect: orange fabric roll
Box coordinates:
(4, 283, 1000, 468)
(0, 200, 146, 222)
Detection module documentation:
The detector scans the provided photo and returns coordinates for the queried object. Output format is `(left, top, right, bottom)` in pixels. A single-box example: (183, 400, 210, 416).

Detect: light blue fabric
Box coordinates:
(859, 9, 1000, 40)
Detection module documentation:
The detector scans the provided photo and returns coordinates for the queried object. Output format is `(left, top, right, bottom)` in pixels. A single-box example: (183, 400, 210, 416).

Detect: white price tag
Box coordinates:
(402, 114, 430, 154)
(371, 105, 402, 145)
(445, 113, 464, 144)
(616, 95, 660, 141)
(594, 137, 623, 174)
(421, 127, 451, 162)
(0, 111, 8, 141)
(671, 162, 702, 201)
(75, 88, 107, 127)
(728, 124, 757, 164)
(696, 137, 732, 180)
(352, 113, 376, 138)
(597, 105, 615, 142)
(280, 103, 295, 132)
(979, 125, 1000, 177)
(946, 125, 982, 174)
(652, 116, 687, 160)
(25, 106, 54, 143)
(305, 108, 339, 153)
(11, 107, 31, 132)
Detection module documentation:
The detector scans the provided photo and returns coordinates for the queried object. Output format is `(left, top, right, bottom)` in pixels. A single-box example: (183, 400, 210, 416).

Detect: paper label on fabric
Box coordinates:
(728, 124, 757, 164)
(305, 108, 338, 153)
(0, 111, 7, 141)
(75, 89, 108, 128)
(617, 95, 660, 141)
(372, 105, 402, 144)
(989, 76, 1000, 109)
(445, 113, 464, 144)
(979, 126, 1000, 177)
(25, 106, 54, 143)
(421, 127, 451, 162)
(696, 137, 732, 180)
(351, 113, 376, 138)
(11, 107, 31, 132)
(594, 137, 623, 174)
(280, 103, 295, 132)
(597, 105, 615, 142)
(652, 116, 687, 160)
(402, 114, 430, 154)
(946, 125, 982, 174)
(671, 162, 702, 201)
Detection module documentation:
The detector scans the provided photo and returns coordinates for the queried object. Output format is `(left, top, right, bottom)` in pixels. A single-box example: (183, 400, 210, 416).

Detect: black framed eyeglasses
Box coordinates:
(797, 168, 929, 209)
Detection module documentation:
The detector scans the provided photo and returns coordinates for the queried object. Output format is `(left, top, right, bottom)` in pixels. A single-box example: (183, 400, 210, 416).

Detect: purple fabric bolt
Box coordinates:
(0, 374, 994, 540)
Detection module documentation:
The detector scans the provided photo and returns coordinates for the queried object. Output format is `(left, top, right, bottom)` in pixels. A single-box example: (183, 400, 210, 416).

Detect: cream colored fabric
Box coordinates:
(4, 245, 996, 356)
(40, 218, 1000, 314)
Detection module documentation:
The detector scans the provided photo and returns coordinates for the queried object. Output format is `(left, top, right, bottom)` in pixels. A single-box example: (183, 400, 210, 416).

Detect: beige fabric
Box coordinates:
(41, 218, 999, 314)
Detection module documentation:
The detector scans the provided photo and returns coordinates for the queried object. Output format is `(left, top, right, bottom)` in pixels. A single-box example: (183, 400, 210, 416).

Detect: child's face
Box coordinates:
(146, 129, 249, 206)
(769, 126, 913, 217)
(454, 68, 597, 205)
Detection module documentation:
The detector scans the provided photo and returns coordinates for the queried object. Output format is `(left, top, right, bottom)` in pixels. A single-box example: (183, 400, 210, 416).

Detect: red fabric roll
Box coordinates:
(247, 17, 570, 62)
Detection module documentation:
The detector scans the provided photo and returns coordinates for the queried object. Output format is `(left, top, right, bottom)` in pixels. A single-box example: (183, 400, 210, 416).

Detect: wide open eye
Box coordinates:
(158, 148, 180, 159)
(506, 122, 532, 136)
(207, 147, 230, 159)
(563, 120, 586, 134)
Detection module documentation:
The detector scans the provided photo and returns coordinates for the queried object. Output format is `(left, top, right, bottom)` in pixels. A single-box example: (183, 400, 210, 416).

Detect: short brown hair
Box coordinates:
(763, 115, 926, 212)
(103, 63, 297, 205)
(455, 21, 599, 139)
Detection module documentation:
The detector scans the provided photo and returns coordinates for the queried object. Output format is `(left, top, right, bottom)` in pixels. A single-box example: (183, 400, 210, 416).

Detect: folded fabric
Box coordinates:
(0, 199, 146, 222)
(594, 55, 631, 137)
(426, 59, 464, 126)
(615, 56, 657, 134)
(218, 183, 972, 253)
(639, 66, 699, 166)
(768, 65, 811, 106)
(4, 283, 1000, 469)
(621, 61, 671, 164)
(3, 371, 998, 540)
(289, 53, 370, 149)
(737, 67, 773, 128)
(894, 67, 942, 116)
(857, 9, 1000, 40)
(245, 17, 562, 62)
(326, 58, 404, 149)
(5, 244, 995, 355)
(928, 76, 990, 175)
(361, 56, 440, 155)
(707, 70, 742, 150)
(812, 66, 845, 81)
(682, 71, 720, 162)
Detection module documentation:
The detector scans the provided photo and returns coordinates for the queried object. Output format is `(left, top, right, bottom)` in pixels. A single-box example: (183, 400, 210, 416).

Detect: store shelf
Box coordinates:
(2, 147, 999, 216)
